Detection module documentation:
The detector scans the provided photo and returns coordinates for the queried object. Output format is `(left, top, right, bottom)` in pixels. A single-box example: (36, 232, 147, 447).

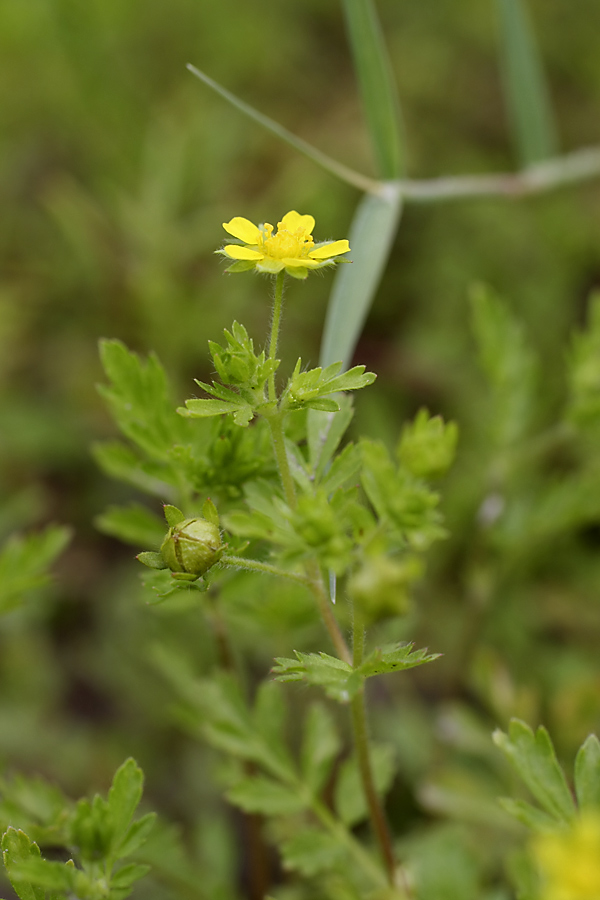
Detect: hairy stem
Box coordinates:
(268, 271, 286, 402)
(220, 553, 310, 585)
(351, 606, 402, 890)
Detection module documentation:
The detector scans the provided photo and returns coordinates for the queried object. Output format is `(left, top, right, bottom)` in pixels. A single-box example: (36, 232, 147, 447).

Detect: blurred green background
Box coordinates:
(2, 0, 600, 896)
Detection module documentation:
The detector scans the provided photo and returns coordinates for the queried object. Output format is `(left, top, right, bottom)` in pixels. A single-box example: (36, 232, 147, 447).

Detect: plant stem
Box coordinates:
(350, 605, 400, 890)
(220, 553, 310, 586)
(263, 272, 351, 663)
(268, 271, 286, 402)
(267, 414, 297, 508)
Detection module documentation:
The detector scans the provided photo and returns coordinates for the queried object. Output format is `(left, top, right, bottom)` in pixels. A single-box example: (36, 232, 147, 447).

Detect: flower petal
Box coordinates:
(308, 240, 350, 260)
(223, 245, 263, 260)
(223, 217, 261, 243)
(279, 211, 315, 236)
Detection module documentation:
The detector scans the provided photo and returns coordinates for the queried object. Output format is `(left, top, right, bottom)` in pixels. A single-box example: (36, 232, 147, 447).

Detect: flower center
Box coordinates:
(260, 224, 314, 260)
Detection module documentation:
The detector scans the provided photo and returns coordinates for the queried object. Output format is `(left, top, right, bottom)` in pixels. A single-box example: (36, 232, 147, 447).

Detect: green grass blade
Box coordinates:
(341, 0, 405, 178)
(320, 187, 402, 370)
(496, 0, 559, 166)
(186, 64, 378, 193)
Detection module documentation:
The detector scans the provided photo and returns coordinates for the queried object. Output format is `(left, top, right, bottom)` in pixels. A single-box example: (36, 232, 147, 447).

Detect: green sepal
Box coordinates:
(286, 266, 308, 280)
(136, 551, 167, 570)
(163, 505, 185, 527)
(202, 498, 220, 528)
(224, 260, 257, 273)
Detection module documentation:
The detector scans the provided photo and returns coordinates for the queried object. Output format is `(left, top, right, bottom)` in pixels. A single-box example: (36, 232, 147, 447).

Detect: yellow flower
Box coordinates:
(530, 813, 600, 900)
(218, 210, 350, 279)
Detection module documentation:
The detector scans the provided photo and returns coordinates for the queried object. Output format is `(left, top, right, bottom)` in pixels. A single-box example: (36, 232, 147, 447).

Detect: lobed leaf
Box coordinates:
(493, 719, 576, 824)
(227, 777, 306, 817)
(301, 704, 342, 794)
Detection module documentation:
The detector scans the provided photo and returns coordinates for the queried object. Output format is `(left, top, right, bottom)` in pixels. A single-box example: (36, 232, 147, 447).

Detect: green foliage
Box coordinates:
(493, 719, 576, 825)
(1, 761, 154, 900)
(273, 644, 440, 703)
(0, 526, 71, 615)
(398, 409, 458, 480)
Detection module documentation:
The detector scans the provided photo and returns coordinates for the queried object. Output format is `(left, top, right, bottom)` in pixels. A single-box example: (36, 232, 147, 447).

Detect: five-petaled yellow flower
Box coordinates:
(218, 210, 350, 279)
(530, 813, 600, 900)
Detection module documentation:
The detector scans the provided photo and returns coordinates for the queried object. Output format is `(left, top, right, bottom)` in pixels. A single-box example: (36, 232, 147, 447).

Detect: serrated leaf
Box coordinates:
(95, 504, 165, 549)
(301, 703, 342, 794)
(493, 719, 576, 823)
(1, 828, 45, 900)
(98, 340, 187, 459)
(471, 285, 538, 448)
(357, 643, 441, 679)
(281, 827, 346, 877)
(496, 0, 558, 166)
(575, 734, 600, 812)
(0, 526, 71, 615)
(272, 652, 362, 703)
(227, 777, 306, 816)
(335, 744, 396, 826)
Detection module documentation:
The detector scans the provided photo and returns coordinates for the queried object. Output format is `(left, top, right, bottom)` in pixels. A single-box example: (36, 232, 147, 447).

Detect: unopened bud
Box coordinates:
(160, 517, 223, 576)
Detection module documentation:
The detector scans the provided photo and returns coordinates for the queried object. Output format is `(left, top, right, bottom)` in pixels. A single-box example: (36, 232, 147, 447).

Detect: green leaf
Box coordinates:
(95, 504, 165, 549)
(308, 395, 355, 480)
(109, 862, 151, 890)
(497, 797, 561, 831)
(567, 292, 600, 426)
(284, 362, 375, 412)
(280, 827, 346, 877)
(272, 652, 361, 703)
(341, 0, 405, 178)
(335, 744, 396, 826)
(113, 813, 156, 859)
(91, 441, 174, 498)
(0, 526, 71, 615)
(320, 443, 362, 495)
(397, 409, 459, 479)
(1, 828, 45, 900)
(179, 397, 253, 423)
(471, 285, 538, 449)
(107, 759, 144, 846)
(496, 0, 558, 166)
(98, 340, 187, 460)
(575, 734, 600, 812)
(227, 777, 306, 817)
(493, 719, 576, 824)
(357, 643, 441, 679)
(320, 189, 403, 371)
(301, 703, 342, 794)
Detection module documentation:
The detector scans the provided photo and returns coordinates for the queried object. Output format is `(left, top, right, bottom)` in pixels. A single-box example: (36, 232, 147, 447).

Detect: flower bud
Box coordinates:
(160, 517, 222, 577)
